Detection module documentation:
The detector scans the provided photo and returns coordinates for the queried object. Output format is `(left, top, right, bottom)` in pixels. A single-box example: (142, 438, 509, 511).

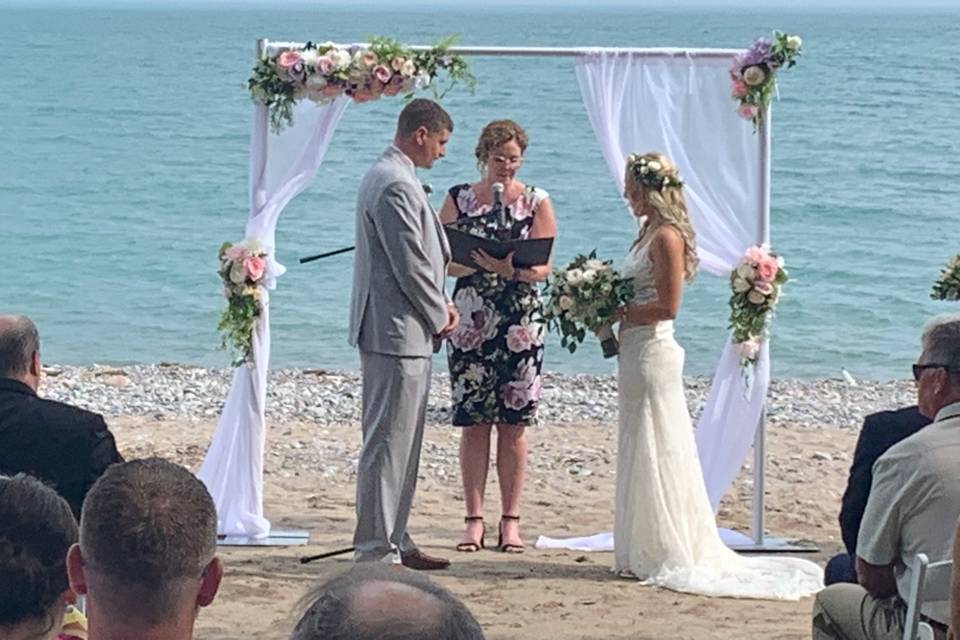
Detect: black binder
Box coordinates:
(444, 226, 554, 270)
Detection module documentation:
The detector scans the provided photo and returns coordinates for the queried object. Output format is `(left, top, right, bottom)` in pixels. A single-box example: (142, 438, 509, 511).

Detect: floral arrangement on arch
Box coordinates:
(249, 36, 475, 133)
(729, 245, 788, 368)
(217, 239, 268, 367)
(931, 254, 960, 301)
(542, 251, 635, 357)
(730, 30, 802, 131)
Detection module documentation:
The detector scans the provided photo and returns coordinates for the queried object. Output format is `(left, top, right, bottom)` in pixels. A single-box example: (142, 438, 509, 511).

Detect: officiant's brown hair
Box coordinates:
(397, 98, 453, 136)
(474, 119, 528, 169)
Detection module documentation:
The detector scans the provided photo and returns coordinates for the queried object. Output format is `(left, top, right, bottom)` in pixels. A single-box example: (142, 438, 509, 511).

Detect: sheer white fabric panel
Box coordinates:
(199, 98, 350, 536)
(575, 51, 769, 511)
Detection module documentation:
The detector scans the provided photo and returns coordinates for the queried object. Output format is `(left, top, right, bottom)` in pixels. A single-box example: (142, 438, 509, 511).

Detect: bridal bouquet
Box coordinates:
(729, 245, 788, 368)
(217, 239, 269, 367)
(931, 254, 960, 301)
(249, 36, 475, 132)
(543, 251, 634, 357)
(730, 30, 802, 131)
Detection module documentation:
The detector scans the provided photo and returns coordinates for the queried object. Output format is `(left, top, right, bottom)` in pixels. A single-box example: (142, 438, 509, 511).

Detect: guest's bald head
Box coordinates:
(291, 564, 484, 640)
(0, 315, 40, 387)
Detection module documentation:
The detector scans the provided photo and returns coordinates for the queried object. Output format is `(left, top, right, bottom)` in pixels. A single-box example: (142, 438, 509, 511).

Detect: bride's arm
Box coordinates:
(618, 226, 685, 326)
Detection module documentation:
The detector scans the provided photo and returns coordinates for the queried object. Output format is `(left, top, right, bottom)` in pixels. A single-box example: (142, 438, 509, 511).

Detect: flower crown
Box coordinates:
(626, 154, 684, 191)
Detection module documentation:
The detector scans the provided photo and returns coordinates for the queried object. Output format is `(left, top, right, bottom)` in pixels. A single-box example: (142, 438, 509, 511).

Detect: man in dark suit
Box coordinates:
(0, 314, 123, 519)
(824, 405, 931, 585)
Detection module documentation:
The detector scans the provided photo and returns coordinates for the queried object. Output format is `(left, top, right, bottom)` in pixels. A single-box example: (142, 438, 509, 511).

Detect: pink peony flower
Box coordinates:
(755, 256, 779, 282)
(360, 51, 378, 67)
(277, 51, 302, 70)
(243, 256, 265, 282)
(391, 56, 407, 72)
(225, 245, 247, 261)
(315, 56, 334, 74)
(753, 280, 774, 296)
(502, 359, 542, 410)
(735, 337, 761, 360)
(731, 80, 748, 98)
(372, 64, 392, 84)
(505, 324, 536, 353)
(449, 289, 500, 352)
(743, 245, 770, 265)
(737, 104, 760, 120)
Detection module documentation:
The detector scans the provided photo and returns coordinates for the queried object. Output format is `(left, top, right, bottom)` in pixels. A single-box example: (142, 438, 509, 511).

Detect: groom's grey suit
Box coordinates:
(348, 145, 451, 562)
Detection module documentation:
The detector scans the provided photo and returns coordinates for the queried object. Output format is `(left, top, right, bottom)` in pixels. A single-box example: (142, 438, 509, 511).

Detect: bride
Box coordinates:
(612, 152, 822, 599)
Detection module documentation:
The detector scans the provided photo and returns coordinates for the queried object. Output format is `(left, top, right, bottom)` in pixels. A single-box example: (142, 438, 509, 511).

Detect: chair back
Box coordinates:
(902, 553, 952, 640)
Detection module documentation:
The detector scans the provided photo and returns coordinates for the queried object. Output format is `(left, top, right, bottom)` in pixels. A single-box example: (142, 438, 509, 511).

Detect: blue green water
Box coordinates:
(2, 5, 958, 378)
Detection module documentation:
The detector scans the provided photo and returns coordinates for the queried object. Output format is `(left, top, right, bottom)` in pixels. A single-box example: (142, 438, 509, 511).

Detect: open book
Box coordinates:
(444, 226, 554, 270)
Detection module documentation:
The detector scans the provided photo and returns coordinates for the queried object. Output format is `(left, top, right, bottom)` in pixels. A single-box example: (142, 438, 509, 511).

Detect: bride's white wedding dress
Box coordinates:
(614, 242, 823, 600)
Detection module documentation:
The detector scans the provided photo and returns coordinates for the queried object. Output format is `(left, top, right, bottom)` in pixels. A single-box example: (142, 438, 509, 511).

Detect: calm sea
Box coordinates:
(2, 5, 958, 378)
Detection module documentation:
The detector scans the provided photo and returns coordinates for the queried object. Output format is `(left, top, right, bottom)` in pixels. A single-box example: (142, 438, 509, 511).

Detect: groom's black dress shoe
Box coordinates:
(401, 550, 451, 571)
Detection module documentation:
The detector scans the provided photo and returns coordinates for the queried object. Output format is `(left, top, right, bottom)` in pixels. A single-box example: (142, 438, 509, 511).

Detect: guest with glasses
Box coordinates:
(814, 313, 960, 639)
(439, 120, 557, 554)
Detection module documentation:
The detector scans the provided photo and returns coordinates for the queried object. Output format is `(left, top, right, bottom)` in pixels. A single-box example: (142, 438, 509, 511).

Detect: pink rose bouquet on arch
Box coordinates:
(730, 30, 802, 131)
(217, 238, 269, 366)
(729, 245, 788, 368)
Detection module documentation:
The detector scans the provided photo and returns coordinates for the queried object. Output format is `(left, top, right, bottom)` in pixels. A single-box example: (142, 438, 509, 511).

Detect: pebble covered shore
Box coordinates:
(41, 364, 917, 431)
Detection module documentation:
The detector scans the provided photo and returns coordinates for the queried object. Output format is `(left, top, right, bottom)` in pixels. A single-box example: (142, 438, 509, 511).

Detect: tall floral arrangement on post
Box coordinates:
(931, 254, 960, 301)
(729, 245, 788, 369)
(730, 30, 802, 131)
(249, 36, 475, 133)
(217, 239, 269, 367)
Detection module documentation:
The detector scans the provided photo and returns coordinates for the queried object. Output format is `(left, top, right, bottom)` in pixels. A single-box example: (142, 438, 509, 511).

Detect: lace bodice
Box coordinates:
(621, 241, 657, 305)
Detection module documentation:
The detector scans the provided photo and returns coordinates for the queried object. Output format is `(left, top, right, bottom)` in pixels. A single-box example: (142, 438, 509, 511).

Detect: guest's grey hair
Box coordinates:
(290, 563, 485, 640)
(0, 315, 39, 379)
(921, 313, 960, 380)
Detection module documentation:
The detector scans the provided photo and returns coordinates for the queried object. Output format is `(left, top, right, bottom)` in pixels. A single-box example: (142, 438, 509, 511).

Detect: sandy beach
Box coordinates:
(42, 365, 919, 640)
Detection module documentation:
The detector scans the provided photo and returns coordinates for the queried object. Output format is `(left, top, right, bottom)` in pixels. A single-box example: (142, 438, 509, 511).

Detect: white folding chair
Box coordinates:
(902, 553, 953, 640)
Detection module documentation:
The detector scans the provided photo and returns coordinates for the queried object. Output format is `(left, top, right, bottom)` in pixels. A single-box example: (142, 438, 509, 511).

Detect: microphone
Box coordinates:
(492, 182, 506, 230)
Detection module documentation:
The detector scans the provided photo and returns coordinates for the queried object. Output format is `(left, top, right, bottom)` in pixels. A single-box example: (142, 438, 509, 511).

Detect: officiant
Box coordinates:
(438, 119, 557, 555)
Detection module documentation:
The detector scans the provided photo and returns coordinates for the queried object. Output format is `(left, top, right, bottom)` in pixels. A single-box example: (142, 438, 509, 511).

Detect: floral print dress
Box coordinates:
(446, 183, 548, 427)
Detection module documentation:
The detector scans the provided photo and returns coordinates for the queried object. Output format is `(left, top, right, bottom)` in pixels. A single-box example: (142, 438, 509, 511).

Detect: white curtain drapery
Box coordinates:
(574, 51, 770, 511)
(198, 97, 350, 536)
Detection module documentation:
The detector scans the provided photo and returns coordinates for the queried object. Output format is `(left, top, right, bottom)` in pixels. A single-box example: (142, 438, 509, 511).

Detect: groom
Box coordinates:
(348, 98, 459, 570)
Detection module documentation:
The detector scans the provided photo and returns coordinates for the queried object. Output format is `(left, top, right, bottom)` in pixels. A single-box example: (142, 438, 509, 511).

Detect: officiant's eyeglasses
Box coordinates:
(912, 363, 960, 380)
(492, 155, 523, 167)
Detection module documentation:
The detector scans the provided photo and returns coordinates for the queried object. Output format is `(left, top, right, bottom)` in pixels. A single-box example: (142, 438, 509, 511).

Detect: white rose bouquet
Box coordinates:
(543, 251, 634, 358)
(931, 254, 960, 301)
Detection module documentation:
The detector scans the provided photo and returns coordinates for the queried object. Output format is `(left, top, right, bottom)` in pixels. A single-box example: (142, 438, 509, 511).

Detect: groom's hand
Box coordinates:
(438, 303, 460, 339)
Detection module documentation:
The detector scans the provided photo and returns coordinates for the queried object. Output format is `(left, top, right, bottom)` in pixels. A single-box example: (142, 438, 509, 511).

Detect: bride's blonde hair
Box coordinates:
(624, 152, 699, 282)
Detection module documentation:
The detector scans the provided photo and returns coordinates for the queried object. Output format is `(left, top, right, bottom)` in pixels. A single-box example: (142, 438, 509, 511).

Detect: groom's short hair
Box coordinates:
(397, 98, 453, 137)
(291, 563, 484, 640)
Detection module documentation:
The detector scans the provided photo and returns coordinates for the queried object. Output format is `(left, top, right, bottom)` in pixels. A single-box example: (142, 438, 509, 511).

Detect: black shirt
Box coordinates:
(839, 405, 931, 555)
(0, 377, 123, 519)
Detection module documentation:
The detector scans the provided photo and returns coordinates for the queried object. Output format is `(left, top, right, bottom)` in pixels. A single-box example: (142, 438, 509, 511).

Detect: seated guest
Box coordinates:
(813, 313, 960, 639)
(825, 405, 931, 585)
(0, 315, 123, 519)
(66, 458, 223, 640)
(291, 563, 485, 640)
(0, 474, 79, 640)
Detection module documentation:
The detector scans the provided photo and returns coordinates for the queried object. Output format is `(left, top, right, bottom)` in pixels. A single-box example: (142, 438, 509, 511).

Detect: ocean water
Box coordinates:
(2, 5, 958, 379)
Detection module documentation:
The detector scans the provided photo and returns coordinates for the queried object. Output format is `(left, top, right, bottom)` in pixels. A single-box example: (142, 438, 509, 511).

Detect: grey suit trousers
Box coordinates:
(353, 349, 432, 562)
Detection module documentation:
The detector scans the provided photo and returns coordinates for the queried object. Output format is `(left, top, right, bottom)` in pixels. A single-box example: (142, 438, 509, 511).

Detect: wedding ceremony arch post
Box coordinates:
(199, 38, 787, 550)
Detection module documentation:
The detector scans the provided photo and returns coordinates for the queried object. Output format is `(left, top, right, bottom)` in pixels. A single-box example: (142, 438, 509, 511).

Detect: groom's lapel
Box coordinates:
(427, 190, 451, 263)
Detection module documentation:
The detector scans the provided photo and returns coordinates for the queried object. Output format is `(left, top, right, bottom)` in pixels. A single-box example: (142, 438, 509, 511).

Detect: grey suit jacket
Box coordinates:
(348, 146, 451, 358)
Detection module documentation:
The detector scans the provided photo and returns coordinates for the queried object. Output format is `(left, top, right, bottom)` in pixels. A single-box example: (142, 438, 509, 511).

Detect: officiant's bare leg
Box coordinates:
(496, 424, 527, 550)
(459, 424, 492, 548)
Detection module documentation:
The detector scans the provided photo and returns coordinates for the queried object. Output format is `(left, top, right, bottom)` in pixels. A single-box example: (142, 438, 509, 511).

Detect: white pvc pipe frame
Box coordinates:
(255, 39, 773, 546)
